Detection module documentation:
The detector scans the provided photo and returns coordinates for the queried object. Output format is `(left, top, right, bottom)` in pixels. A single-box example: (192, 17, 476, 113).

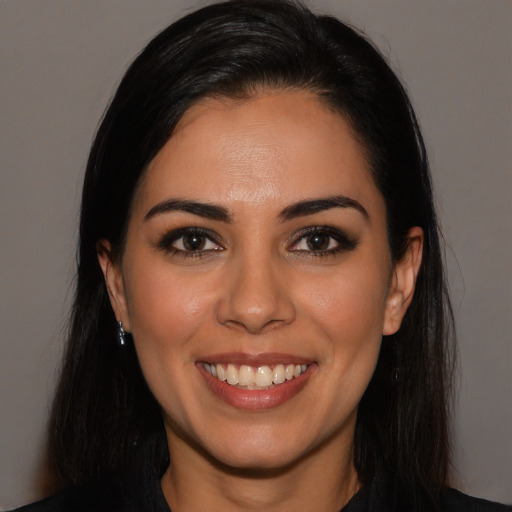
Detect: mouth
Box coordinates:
(202, 362, 309, 389)
(197, 355, 315, 410)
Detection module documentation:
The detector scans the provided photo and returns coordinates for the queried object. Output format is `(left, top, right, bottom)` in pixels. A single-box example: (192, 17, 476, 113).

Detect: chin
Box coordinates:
(210, 444, 308, 474)
(168, 419, 308, 473)
(202, 425, 320, 473)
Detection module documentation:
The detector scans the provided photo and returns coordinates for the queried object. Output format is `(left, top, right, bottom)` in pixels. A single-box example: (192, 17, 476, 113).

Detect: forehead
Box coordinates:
(137, 91, 381, 215)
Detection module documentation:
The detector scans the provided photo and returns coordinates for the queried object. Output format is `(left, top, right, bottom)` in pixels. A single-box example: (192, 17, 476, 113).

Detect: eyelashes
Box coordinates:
(156, 225, 358, 260)
(288, 226, 358, 256)
(156, 227, 224, 258)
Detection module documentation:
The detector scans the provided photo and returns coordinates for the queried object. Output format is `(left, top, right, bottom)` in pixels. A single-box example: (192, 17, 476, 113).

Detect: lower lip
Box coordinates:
(198, 364, 314, 410)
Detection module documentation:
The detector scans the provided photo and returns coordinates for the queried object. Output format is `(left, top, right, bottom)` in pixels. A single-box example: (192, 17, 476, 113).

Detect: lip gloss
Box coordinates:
(197, 362, 314, 410)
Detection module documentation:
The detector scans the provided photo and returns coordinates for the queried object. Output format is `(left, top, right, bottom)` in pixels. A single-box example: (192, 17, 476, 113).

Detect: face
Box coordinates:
(100, 91, 421, 473)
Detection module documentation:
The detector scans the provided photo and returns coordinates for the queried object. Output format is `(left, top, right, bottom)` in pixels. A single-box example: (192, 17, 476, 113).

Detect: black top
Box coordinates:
(13, 468, 511, 512)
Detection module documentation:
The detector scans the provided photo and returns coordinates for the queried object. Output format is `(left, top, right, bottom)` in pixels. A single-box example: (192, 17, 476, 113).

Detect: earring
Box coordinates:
(117, 321, 127, 346)
(392, 341, 402, 384)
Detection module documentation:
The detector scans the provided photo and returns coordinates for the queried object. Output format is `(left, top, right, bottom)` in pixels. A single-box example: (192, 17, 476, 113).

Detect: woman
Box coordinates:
(14, 1, 510, 511)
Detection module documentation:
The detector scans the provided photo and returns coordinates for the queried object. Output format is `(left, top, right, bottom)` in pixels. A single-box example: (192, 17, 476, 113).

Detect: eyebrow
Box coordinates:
(144, 194, 368, 223)
(144, 199, 232, 222)
(278, 195, 369, 221)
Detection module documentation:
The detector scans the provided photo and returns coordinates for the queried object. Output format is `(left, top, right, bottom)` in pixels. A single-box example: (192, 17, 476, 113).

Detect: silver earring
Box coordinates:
(117, 321, 126, 346)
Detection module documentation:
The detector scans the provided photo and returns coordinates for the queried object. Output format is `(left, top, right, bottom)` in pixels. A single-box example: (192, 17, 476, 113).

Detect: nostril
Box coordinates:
(215, 260, 296, 333)
(216, 292, 296, 334)
(221, 317, 288, 335)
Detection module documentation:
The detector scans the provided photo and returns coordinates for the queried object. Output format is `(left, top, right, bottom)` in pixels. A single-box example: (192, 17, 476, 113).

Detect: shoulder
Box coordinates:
(10, 468, 170, 512)
(441, 488, 511, 512)
(10, 476, 133, 512)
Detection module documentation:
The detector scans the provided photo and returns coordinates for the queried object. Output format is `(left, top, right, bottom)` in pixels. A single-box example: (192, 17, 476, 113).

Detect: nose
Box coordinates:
(216, 253, 296, 334)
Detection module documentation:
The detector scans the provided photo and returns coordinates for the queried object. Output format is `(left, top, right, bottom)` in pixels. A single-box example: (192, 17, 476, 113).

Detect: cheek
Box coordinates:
(289, 267, 387, 435)
(298, 262, 388, 382)
(124, 265, 216, 355)
(122, 266, 218, 422)
(301, 266, 389, 338)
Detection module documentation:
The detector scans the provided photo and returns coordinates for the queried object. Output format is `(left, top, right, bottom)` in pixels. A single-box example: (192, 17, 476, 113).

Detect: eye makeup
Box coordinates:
(288, 226, 359, 258)
(154, 223, 358, 261)
(155, 227, 224, 258)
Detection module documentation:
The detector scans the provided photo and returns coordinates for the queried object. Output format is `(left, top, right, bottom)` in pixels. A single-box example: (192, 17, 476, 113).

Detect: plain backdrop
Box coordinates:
(1, 0, 511, 509)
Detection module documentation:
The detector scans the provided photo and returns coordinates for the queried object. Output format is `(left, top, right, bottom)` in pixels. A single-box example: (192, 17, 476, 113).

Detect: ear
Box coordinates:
(97, 239, 131, 332)
(383, 227, 424, 335)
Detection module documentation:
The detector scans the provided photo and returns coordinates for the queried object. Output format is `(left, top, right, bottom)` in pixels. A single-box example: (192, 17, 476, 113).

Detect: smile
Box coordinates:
(202, 363, 309, 389)
(198, 354, 315, 410)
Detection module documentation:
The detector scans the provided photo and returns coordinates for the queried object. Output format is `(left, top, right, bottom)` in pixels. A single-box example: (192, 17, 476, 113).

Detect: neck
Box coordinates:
(161, 429, 360, 512)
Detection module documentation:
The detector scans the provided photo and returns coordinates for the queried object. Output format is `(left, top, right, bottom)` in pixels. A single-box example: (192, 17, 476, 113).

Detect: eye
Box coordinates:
(294, 232, 338, 252)
(174, 233, 218, 252)
(289, 227, 358, 256)
(157, 227, 224, 256)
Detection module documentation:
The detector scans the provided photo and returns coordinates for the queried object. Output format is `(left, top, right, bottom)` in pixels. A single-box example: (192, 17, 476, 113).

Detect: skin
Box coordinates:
(98, 90, 423, 512)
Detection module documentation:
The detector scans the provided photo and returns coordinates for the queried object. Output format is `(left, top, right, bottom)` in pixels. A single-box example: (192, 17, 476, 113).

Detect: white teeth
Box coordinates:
(226, 364, 239, 385)
(216, 363, 226, 381)
(203, 362, 309, 389)
(273, 364, 286, 384)
(255, 366, 273, 387)
(238, 365, 255, 386)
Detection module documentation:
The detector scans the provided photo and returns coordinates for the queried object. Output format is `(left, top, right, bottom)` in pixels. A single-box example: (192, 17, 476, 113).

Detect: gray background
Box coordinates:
(1, 0, 510, 509)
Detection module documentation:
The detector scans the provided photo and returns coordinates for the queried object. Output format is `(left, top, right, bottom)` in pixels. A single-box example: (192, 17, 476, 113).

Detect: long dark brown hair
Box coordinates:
(48, 1, 455, 509)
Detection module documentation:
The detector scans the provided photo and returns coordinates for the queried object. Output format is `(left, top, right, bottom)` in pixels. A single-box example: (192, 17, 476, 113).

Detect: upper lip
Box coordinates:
(196, 352, 316, 366)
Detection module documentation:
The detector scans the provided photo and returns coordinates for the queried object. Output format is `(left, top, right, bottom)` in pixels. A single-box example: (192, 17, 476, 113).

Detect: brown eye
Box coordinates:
(182, 234, 207, 251)
(305, 233, 330, 251)
(157, 227, 224, 256)
(293, 232, 338, 252)
(289, 227, 358, 256)
(173, 231, 221, 253)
